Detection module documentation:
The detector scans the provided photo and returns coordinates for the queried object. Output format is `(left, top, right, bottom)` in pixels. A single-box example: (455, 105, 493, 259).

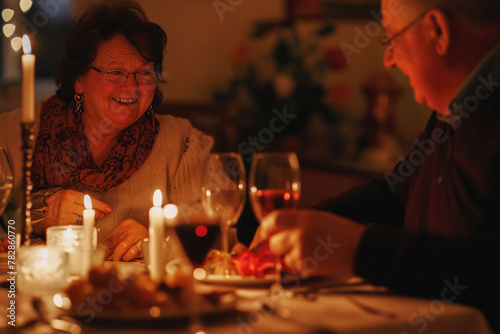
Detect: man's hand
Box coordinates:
(104, 219, 148, 261)
(45, 189, 112, 226)
(250, 209, 367, 277)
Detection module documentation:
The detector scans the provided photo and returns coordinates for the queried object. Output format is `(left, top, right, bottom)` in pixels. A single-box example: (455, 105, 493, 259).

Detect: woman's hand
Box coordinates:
(250, 209, 367, 277)
(104, 219, 148, 261)
(45, 189, 112, 226)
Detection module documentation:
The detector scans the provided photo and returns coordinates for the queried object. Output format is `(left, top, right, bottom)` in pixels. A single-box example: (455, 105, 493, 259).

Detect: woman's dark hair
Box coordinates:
(55, 0, 167, 106)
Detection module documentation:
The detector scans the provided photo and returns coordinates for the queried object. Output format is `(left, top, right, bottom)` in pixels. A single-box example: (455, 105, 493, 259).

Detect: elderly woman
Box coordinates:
(29, 1, 212, 260)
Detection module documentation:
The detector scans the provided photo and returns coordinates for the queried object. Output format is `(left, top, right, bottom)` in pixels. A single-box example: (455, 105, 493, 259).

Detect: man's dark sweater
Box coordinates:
(314, 43, 500, 331)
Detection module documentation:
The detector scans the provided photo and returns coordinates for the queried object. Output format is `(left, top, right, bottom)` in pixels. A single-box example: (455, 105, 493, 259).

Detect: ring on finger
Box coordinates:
(135, 241, 142, 253)
(76, 215, 83, 225)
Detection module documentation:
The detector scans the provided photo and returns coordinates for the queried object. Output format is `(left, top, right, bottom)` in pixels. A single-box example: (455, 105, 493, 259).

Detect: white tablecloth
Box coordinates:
(0, 259, 493, 334)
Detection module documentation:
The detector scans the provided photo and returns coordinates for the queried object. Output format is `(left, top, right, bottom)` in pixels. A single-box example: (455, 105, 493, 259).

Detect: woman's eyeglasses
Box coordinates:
(380, 11, 427, 51)
(91, 66, 158, 85)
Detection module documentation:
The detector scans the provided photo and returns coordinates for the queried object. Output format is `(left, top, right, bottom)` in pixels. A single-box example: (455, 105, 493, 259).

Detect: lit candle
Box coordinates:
(82, 195, 95, 275)
(83, 195, 94, 249)
(21, 35, 35, 123)
(18, 246, 69, 295)
(149, 189, 164, 281)
(61, 227, 77, 249)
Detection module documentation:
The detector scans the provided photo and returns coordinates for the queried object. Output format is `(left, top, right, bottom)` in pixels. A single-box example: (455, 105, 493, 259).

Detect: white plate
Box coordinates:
(103, 260, 146, 277)
(68, 295, 236, 326)
(199, 274, 275, 286)
(70, 301, 235, 324)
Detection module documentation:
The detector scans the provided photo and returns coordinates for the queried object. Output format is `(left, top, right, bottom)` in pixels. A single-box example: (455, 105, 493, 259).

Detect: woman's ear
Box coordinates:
(74, 78, 83, 94)
(426, 9, 450, 56)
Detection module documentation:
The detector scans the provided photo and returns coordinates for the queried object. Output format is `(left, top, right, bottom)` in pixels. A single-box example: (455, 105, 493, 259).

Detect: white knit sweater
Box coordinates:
(90, 114, 213, 240)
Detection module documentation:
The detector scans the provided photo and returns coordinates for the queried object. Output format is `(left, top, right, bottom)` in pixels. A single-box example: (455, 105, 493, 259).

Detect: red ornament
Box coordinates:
(325, 46, 348, 71)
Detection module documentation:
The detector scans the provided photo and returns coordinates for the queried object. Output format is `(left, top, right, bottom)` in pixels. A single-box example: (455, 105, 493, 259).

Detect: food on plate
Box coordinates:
(204, 249, 238, 275)
(65, 266, 227, 313)
(204, 240, 292, 277)
(234, 240, 290, 277)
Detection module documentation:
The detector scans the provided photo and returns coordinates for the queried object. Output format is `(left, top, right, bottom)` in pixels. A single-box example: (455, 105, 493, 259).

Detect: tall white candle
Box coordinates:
(149, 189, 164, 281)
(21, 35, 35, 123)
(82, 195, 95, 275)
(83, 195, 94, 249)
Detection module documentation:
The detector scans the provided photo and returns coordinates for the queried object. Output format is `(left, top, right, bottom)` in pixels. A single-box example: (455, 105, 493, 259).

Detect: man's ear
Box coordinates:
(426, 9, 450, 55)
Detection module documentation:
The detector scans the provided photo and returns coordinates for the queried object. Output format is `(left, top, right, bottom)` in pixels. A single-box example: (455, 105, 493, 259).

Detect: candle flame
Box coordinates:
(84, 195, 92, 210)
(163, 204, 178, 219)
(153, 189, 162, 207)
(22, 35, 31, 54)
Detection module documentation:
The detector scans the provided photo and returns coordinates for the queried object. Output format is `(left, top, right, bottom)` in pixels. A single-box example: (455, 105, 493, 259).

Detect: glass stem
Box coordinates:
(275, 255, 282, 287)
(189, 273, 205, 334)
(221, 223, 229, 277)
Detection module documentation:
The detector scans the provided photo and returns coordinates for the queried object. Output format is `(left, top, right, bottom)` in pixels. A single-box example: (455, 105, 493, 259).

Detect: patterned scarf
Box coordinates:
(32, 95, 158, 193)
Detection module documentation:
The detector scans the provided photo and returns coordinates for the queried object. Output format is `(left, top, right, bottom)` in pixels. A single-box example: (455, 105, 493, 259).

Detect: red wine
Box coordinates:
(250, 189, 299, 222)
(175, 222, 220, 267)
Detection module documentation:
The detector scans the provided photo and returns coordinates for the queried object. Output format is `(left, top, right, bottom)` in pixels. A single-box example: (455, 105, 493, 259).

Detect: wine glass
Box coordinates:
(172, 207, 221, 334)
(201, 153, 246, 277)
(248, 152, 301, 295)
(0, 148, 14, 216)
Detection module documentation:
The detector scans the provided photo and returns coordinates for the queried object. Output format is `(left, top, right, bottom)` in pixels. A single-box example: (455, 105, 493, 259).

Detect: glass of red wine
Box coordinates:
(248, 152, 301, 293)
(174, 213, 221, 278)
(172, 209, 221, 333)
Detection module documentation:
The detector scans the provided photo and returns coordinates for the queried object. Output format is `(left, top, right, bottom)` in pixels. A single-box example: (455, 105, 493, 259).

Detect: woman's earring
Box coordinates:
(146, 105, 153, 116)
(74, 93, 83, 116)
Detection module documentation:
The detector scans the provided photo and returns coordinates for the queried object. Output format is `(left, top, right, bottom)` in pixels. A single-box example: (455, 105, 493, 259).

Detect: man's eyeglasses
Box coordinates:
(380, 11, 427, 50)
(91, 66, 158, 85)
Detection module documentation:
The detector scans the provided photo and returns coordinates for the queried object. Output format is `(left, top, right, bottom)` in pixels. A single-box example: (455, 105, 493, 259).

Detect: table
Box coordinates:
(0, 257, 493, 334)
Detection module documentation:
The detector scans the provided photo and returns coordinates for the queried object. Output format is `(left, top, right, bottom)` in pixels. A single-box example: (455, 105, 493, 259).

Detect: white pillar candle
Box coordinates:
(21, 35, 35, 124)
(81, 195, 95, 275)
(149, 189, 164, 281)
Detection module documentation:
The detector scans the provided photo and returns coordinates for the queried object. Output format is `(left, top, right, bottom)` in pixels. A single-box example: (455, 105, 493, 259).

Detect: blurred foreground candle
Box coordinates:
(47, 225, 97, 250)
(18, 246, 69, 295)
(21, 35, 35, 123)
(46, 225, 100, 277)
(149, 189, 164, 281)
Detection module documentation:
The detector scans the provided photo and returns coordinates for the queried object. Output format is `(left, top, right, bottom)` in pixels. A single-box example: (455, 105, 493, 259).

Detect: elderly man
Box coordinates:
(251, 0, 500, 330)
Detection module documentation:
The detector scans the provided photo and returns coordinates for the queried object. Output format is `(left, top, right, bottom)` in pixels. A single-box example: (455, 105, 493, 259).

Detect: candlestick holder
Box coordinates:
(20, 122, 36, 246)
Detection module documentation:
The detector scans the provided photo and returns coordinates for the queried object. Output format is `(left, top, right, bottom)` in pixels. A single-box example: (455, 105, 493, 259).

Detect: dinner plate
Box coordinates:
(69, 295, 236, 326)
(103, 260, 146, 277)
(199, 274, 275, 286)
